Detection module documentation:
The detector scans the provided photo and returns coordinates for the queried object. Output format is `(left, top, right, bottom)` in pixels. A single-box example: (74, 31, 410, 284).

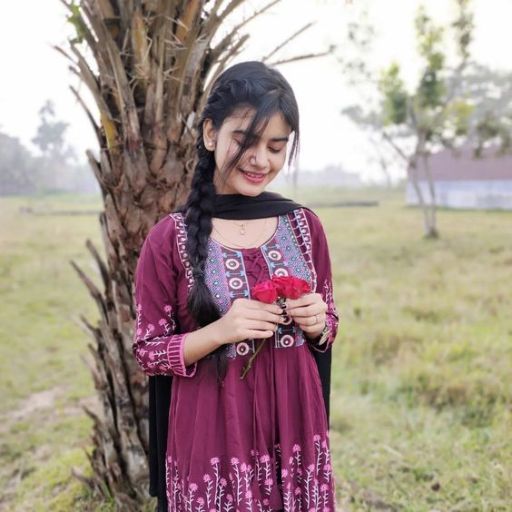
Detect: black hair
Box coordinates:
(183, 61, 300, 382)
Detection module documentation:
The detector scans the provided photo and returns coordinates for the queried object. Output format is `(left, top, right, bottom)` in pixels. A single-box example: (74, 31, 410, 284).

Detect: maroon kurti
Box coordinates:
(133, 208, 339, 512)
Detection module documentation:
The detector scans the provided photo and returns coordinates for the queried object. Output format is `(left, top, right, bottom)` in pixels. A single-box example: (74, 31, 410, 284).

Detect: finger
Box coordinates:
(245, 329, 275, 339)
(245, 309, 284, 324)
(297, 319, 326, 333)
(287, 297, 327, 314)
(286, 304, 325, 318)
(270, 312, 288, 324)
(246, 300, 284, 315)
(263, 303, 286, 315)
(284, 296, 309, 309)
(285, 293, 323, 309)
(244, 320, 279, 332)
(295, 313, 325, 328)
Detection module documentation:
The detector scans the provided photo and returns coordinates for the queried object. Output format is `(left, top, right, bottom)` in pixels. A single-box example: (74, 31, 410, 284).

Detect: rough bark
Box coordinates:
(60, 0, 257, 508)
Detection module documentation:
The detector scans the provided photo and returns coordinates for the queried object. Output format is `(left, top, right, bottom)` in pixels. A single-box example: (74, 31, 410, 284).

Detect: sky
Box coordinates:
(1, 0, 511, 182)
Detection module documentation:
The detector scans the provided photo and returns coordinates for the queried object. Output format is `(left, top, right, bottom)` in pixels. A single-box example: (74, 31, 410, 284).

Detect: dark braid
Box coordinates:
(182, 61, 300, 384)
(184, 136, 228, 382)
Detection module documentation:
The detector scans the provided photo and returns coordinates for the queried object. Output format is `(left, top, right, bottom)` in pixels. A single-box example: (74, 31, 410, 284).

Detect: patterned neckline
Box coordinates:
(209, 215, 282, 253)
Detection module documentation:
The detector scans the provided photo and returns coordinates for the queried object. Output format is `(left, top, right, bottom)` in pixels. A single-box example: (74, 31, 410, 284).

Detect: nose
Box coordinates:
(249, 144, 268, 168)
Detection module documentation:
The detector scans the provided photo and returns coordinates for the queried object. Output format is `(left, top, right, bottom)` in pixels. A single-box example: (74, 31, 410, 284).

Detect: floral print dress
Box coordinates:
(133, 208, 339, 512)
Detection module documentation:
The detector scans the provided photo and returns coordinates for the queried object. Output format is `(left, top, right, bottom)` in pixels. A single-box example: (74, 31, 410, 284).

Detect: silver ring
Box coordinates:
(314, 314, 319, 325)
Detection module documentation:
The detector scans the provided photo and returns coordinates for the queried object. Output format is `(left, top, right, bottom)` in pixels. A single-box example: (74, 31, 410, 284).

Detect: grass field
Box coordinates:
(0, 189, 511, 511)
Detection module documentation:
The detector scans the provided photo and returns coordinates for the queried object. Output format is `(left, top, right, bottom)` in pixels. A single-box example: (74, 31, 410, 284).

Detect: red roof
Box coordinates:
(417, 145, 512, 181)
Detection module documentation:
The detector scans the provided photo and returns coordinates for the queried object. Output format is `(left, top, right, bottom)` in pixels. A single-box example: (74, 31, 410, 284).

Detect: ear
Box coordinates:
(203, 118, 217, 150)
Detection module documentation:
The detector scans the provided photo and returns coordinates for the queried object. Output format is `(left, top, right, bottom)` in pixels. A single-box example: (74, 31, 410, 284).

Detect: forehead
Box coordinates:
(221, 107, 292, 137)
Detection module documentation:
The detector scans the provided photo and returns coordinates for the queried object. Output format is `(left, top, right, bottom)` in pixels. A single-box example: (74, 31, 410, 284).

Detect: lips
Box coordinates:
(238, 168, 267, 185)
(238, 167, 268, 177)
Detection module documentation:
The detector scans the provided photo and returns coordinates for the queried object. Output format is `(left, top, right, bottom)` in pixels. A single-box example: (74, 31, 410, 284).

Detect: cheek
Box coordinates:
(215, 140, 239, 170)
(270, 153, 287, 172)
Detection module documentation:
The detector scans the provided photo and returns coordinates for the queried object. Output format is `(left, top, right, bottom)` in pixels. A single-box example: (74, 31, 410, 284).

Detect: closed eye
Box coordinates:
(233, 137, 283, 154)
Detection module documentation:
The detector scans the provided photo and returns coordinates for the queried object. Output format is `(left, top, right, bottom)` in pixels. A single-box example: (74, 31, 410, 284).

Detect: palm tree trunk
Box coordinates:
(59, 1, 263, 508)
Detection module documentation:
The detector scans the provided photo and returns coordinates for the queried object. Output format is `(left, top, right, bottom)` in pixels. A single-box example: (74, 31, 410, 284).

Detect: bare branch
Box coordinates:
(70, 259, 107, 317)
(59, 0, 100, 57)
(202, 34, 250, 107)
(218, 0, 246, 20)
(382, 130, 410, 163)
(69, 85, 102, 146)
(262, 22, 314, 63)
(268, 48, 335, 67)
(81, 3, 142, 149)
(210, 0, 281, 58)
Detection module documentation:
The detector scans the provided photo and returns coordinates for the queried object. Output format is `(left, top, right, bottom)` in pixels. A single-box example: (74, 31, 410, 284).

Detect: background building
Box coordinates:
(406, 145, 512, 210)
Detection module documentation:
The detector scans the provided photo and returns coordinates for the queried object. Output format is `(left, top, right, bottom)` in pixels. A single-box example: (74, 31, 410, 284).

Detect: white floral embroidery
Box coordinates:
(165, 433, 335, 511)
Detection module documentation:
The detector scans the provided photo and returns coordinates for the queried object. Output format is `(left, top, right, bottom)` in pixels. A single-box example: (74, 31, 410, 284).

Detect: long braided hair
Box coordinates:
(183, 61, 300, 382)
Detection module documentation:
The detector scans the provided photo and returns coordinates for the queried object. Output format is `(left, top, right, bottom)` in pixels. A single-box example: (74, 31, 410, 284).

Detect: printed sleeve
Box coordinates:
(305, 210, 340, 353)
(132, 219, 197, 378)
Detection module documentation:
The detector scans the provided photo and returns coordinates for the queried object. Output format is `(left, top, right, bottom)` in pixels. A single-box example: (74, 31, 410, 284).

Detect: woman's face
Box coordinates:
(203, 107, 292, 196)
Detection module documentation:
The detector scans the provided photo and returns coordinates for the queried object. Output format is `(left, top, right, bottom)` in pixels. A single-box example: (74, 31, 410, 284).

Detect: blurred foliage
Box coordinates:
(340, 0, 479, 238)
(32, 100, 75, 163)
(378, 63, 408, 125)
(0, 131, 37, 196)
(377, 1, 473, 144)
(0, 101, 96, 196)
(66, 1, 87, 45)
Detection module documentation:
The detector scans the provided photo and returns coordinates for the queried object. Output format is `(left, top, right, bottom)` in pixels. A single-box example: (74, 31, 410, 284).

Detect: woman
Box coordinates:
(133, 61, 339, 512)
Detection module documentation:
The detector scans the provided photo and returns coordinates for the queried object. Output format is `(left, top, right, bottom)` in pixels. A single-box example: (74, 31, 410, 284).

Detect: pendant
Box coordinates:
(239, 223, 246, 235)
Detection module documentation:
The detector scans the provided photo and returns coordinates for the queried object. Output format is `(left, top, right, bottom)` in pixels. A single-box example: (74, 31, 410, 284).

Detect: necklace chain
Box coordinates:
(212, 218, 269, 248)
(232, 220, 248, 236)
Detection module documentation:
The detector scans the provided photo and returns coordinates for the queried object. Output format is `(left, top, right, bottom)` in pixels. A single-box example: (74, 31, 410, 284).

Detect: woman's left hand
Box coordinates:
(285, 293, 327, 339)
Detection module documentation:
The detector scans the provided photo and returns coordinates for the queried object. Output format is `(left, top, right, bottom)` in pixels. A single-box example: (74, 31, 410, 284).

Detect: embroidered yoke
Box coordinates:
(133, 208, 339, 512)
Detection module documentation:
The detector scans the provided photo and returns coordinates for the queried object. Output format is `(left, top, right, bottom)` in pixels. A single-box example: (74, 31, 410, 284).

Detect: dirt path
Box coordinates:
(0, 388, 99, 511)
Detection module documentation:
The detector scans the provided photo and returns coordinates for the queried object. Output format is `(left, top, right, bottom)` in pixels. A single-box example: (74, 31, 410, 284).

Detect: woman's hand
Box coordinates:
(213, 298, 284, 345)
(285, 293, 327, 339)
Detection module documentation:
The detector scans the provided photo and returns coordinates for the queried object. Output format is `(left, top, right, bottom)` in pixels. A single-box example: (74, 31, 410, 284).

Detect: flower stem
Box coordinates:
(240, 298, 285, 379)
(240, 340, 266, 379)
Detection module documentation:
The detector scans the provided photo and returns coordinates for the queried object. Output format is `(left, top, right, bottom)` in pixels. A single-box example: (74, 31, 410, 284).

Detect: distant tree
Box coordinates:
(30, 100, 77, 193)
(341, 0, 475, 238)
(459, 64, 512, 156)
(0, 131, 37, 196)
(32, 100, 76, 163)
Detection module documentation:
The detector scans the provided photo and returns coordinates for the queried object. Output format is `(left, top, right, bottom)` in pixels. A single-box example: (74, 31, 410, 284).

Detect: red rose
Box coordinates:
(242, 275, 311, 380)
(271, 276, 311, 299)
(251, 280, 278, 303)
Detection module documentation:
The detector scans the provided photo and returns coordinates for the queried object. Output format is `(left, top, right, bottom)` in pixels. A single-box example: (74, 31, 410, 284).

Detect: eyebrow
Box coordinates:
(232, 129, 289, 143)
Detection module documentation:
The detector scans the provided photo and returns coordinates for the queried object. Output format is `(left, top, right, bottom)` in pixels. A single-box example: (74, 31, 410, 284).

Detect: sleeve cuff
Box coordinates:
(167, 333, 197, 377)
(306, 336, 331, 353)
(305, 320, 336, 353)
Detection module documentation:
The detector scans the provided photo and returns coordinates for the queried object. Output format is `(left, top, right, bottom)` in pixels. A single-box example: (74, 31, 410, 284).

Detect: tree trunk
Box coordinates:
(421, 152, 439, 238)
(408, 159, 439, 239)
(60, 1, 257, 508)
(381, 130, 439, 237)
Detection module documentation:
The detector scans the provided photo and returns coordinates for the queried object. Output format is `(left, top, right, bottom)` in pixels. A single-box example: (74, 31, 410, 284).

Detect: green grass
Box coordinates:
(0, 194, 103, 511)
(0, 190, 511, 511)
